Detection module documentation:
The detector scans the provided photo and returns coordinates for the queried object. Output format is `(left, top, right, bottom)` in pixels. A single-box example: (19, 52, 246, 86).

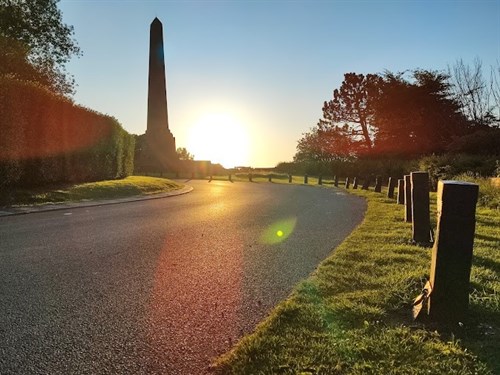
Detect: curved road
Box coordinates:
(0, 180, 365, 374)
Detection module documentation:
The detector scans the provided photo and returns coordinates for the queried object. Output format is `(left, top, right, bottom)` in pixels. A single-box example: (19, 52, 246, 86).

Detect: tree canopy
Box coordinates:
(296, 69, 492, 161)
(0, 0, 81, 95)
(176, 147, 194, 161)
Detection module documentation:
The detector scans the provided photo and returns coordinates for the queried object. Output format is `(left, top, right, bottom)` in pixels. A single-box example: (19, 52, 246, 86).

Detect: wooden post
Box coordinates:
(374, 176, 382, 192)
(387, 177, 395, 198)
(304, 174, 308, 184)
(352, 177, 358, 189)
(397, 179, 404, 204)
(334, 175, 339, 187)
(229, 174, 232, 182)
(428, 181, 479, 325)
(268, 174, 272, 182)
(288, 174, 292, 183)
(249, 173, 253, 182)
(318, 175, 323, 185)
(411, 172, 431, 243)
(345, 177, 350, 189)
(404, 175, 412, 222)
(361, 177, 370, 190)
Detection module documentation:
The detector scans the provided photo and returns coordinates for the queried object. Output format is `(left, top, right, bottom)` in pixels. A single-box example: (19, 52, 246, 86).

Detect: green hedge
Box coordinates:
(0, 77, 135, 188)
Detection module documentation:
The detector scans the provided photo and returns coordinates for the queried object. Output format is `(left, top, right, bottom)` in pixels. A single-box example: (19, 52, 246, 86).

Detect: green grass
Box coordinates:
(1, 176, 184, 206)
(214, 185, 500, 374)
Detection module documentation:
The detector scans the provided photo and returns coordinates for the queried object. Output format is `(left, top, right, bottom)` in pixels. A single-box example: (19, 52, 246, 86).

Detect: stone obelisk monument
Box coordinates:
(144, 17, 177, 171)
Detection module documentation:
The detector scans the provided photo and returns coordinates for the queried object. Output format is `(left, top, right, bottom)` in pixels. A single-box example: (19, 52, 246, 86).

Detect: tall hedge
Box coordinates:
(0, 77, 135, 188)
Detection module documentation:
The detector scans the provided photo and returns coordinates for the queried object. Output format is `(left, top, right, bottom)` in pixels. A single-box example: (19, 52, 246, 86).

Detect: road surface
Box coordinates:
(0, 180, 365, 374)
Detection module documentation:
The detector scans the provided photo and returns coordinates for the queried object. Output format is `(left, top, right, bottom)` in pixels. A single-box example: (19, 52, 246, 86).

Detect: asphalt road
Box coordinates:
(0, 180, 366, 374)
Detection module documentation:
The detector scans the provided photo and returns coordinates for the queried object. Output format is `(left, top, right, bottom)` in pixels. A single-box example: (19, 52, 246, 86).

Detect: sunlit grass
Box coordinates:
(214, 185, 499, 374)
(2, 176, 183, 206)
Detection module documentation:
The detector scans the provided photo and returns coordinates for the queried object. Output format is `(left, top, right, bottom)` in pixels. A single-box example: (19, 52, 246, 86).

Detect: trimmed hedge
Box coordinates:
(0, 77, 135, 188)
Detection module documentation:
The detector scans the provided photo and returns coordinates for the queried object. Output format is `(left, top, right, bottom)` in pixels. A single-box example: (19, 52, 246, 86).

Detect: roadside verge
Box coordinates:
(213, 187, 499, 374)
(0, 176, 192, 216)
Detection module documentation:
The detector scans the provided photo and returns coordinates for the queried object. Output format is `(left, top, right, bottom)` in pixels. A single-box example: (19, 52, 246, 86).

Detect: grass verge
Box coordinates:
(214, 186, 499, 374)
(1, 176, 184, 206)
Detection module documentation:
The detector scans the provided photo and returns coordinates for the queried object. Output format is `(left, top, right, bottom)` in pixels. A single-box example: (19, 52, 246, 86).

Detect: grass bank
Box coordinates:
(0, 176, 184, 206)
(214, 186, 499, 374)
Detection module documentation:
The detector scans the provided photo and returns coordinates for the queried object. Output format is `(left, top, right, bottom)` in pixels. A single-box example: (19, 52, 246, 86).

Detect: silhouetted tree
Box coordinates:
(0, 0, 81, 95)
(176, 147, 194, 160)
(449, 58, 497, 127)
(373, 70, 470, 155)
(320, 73, 383, 154)
(294, 125, 355, 163)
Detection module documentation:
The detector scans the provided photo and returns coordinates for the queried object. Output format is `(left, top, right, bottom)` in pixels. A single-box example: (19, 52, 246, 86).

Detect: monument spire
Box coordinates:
(144, 17, 177, 171)
(147, 17, 170, 132)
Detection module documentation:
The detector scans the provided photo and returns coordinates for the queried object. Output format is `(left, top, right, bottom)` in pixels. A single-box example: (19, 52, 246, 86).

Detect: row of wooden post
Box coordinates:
(397, 172, 479, 325)
(339, 171, 480, 325)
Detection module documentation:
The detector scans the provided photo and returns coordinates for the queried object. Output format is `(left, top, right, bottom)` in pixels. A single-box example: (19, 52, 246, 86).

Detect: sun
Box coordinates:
(186, 112, 250, 168)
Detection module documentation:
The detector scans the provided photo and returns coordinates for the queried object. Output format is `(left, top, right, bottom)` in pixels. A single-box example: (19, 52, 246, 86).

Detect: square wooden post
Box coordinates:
(352, 177, 358, 189)
(362, 177, 370, 190)
(397, 179, 404, 204)
(334, 175, 339, 187)
(374, 176, 382, 192)
(404, 175, 412, 222)
(387, 177, 395, 198)
(428, 181, 479, 324)
(411, 172, 431, 243)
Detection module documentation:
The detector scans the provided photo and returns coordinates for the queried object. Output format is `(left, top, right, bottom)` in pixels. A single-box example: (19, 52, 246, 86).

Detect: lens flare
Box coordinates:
(260, 218, 297, 245)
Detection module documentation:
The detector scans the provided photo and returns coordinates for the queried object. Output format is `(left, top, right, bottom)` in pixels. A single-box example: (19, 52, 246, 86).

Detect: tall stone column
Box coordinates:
(144, 18, 177, 172)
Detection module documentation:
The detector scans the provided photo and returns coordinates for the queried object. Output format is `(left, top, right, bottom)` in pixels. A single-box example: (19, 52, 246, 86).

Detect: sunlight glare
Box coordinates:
(186, 112, 250, 168)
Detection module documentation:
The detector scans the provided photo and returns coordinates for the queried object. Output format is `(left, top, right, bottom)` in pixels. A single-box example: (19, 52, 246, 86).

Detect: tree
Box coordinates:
(176, 147, 194, 160)
(373, 70, 470, 156)
(294, 125, 355, 163)
(449, 58, 496, 127)
(320, 73, 383, 154)
(0, 0, 81, 95)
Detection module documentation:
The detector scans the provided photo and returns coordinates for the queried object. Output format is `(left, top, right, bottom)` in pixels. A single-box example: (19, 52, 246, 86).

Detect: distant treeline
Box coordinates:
(276, 152, 499, 191)
(0, 77, 135, 188)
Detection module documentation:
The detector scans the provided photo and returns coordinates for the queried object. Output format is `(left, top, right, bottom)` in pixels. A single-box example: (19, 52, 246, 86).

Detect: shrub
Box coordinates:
(0, 77, 135, 188)
(419, 154, 498, 190)
(452, 173, 500, 210)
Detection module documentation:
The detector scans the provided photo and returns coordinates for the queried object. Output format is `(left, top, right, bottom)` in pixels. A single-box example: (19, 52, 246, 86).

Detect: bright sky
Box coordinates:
(59, 0, 500, 168)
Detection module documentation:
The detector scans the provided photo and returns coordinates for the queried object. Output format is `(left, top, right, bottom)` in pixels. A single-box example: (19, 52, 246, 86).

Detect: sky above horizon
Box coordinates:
(59, 0, 500, 168)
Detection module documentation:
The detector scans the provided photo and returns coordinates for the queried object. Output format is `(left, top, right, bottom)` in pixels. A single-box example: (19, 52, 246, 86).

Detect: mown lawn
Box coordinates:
(214, 185, 500, 374)
(1, 176, 184, 206)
